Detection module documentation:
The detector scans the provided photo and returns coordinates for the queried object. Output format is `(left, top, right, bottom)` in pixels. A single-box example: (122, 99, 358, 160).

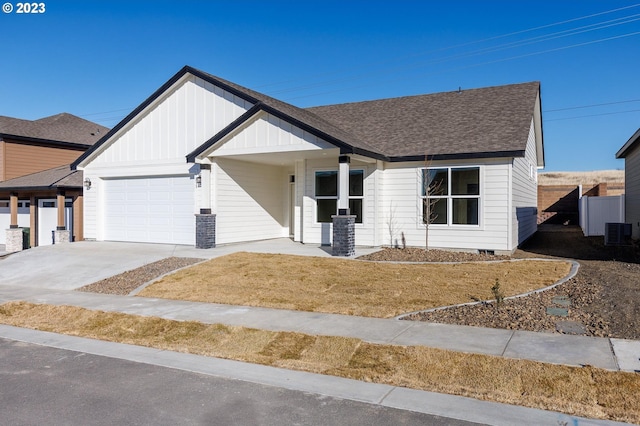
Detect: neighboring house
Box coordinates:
(616, 128, 640, 239)
(74, 66, 544, 254)
(0, 165, 83, 247)
(0, 113, 108, 249)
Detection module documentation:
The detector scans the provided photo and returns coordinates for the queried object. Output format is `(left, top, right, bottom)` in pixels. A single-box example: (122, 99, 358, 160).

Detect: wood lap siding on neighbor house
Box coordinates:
(2, 140, 85, 180)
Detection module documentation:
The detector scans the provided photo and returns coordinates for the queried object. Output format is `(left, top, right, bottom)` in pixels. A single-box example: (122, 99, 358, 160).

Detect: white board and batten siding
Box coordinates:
(209, 111, 343, 245)
(380, 161, 512, 252)
(624, 144, 640, 239)
(214, 158, 288, 244)
(211, 112, 336, 157)
(88, 76, 253, 168)
(511, 119, 540, 249)
(82, 75, 253, 243)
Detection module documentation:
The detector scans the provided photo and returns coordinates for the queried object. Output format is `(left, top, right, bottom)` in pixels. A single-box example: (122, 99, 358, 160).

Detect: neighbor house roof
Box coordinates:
(74, 66, 542, 168)
(0, 113, 108, 148)
(616, 128, 640, 159)
(0, 164, 82, 191)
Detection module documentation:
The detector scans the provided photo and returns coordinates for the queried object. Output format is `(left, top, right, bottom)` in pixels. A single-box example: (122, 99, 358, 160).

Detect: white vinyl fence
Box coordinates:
(579, 195, 625, 236)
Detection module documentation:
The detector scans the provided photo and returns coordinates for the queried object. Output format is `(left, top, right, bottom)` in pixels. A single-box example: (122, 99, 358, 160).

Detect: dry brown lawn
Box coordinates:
(1, 301, 637, 424)
(137, 253, 572, 318)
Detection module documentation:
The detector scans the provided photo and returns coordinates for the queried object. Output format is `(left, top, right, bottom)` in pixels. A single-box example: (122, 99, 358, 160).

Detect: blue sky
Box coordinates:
(1, 1, 639, 171)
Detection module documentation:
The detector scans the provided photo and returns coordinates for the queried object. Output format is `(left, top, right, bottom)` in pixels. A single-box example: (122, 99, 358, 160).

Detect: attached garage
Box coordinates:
(103, 176, 195, 245)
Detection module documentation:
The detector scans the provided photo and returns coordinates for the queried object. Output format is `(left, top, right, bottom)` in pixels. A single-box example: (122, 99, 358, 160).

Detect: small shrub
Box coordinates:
(491, 278, 504, 307)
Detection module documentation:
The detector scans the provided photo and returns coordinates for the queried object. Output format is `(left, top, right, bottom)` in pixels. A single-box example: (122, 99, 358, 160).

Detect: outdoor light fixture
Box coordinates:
(83, 177, 92, 190)
(195, 174, 202, 188)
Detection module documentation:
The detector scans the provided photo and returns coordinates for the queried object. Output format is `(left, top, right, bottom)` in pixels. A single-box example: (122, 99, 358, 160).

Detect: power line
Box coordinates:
(72, 4, 640, 123)
(545, 108, 640, 122)
(79, 107, 133, 118)
(545, 99, 640, 113)
(281, 29, 640, 103)
(255, 3, 640, 91)
(270, 13, 640, 99)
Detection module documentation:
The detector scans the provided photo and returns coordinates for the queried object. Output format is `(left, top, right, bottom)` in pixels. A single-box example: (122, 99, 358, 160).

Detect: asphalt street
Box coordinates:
(0, 337, 478, 426)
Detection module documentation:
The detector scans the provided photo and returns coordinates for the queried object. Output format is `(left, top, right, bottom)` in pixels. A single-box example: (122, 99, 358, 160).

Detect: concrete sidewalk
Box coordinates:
(0, 283, 638, 373)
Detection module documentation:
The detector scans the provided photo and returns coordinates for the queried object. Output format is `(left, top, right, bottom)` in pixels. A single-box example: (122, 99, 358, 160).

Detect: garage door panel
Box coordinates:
(103, 176, 195, 245)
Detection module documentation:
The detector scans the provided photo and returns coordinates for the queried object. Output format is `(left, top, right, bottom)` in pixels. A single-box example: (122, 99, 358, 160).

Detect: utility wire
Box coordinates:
(268, 13, 640, 97)
(545, 99, 640, 113)
(255, 3, 640, 91)
(545, 108, 640, 122)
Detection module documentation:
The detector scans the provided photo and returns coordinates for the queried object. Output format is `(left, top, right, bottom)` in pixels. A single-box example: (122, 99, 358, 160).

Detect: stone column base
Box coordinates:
(331, 215, 356, 256)
(5, 228, 24, 253)
(196, 214, 216, 249)
(54, 230, 70, 244)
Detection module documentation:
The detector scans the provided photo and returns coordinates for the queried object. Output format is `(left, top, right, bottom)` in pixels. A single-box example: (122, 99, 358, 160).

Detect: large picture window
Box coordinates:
(421, 167, 479, 225)
(315, 170, 364, 223)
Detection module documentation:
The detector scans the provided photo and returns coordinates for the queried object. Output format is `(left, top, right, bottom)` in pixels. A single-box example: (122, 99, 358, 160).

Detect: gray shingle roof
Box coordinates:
(193, 69, 384, 156)
(76, 66, 542, 168)
(306, 82, 540, 159)
(0, 113, 108, 146)
(0, 164, 82, 190)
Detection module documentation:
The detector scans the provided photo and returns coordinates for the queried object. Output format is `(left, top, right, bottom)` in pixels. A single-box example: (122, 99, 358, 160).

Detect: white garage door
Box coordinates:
(103, 176, 195, 245)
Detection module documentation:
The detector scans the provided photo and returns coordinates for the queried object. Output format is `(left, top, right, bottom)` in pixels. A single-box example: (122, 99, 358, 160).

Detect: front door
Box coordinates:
(38, 199, 72, 246)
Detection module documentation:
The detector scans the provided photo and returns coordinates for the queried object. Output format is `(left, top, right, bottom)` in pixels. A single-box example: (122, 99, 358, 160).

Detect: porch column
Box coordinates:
(30, 196, 36, 248)
(332, 155, 356, 256)
(337, 155, 350, 215)
(56, 191, 65, 230)
(5, 192, 23, 253)
(54, 191, 70, 244)
(195, 164, 216, 249)
(9, 192, 18, 228)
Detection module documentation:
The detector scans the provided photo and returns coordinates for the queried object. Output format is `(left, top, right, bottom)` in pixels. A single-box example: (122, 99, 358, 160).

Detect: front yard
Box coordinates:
(2, 244, 639, 422)
(135, 252, 572, 318)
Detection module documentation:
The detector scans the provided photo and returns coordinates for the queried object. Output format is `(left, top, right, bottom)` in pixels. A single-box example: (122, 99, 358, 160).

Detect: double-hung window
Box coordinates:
(315, 170, 364, 223)
(421, 167, 480, 225)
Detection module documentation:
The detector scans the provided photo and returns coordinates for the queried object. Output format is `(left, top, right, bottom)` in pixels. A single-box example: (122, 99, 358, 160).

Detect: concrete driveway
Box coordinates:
(0, 239, 379, 291)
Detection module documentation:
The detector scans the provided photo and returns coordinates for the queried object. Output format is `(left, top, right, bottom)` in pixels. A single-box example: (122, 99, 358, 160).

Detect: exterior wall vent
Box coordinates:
(604, 222, 632, 246)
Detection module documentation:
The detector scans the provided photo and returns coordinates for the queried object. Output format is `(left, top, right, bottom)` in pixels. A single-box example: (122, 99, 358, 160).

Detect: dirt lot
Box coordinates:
(402, 226, 640, 339)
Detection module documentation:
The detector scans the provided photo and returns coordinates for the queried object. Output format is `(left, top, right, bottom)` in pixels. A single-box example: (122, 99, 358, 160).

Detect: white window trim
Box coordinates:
(419, 166, 482, 228)
(313, 168, 366, 226)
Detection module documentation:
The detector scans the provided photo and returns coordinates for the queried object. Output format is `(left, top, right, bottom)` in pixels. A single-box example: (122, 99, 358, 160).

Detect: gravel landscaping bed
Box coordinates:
(77, 257, 204, 295)
(395, 227, 640, 340)
(359, 247, 510, 262)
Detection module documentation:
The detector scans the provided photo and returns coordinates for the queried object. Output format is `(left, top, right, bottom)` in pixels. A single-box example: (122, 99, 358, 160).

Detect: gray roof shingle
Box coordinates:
(75, 66, 542, 167)
(306, 82, 540, 159)
(0, 164, 82, 190)
(0, 113, 108, 146)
